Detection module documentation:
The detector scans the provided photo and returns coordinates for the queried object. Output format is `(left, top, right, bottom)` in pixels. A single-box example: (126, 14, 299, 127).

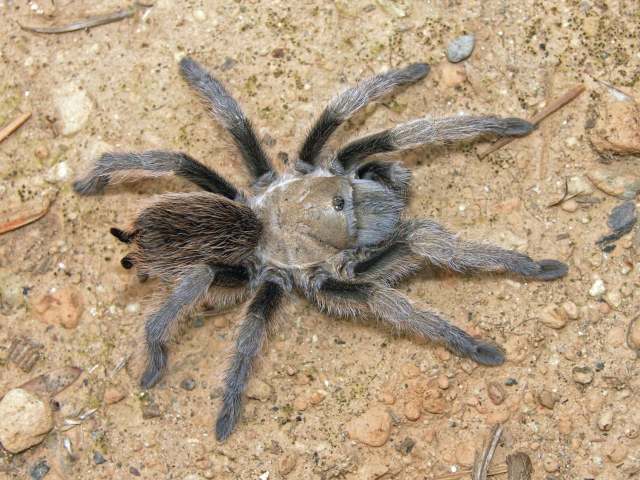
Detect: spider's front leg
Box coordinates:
(400, 220, 568, 280)
(308, 277, 504, 366)
(342, 220, 568, 283)
(215, 281, 284, 442)
(140, 264, 250, 389)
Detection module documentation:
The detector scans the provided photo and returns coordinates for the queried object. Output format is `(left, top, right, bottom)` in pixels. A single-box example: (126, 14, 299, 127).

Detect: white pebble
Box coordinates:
(589, 278, 606, 298)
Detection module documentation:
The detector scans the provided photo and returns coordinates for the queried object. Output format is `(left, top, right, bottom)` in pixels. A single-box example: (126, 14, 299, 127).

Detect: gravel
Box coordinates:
(446, 34, 475, 62)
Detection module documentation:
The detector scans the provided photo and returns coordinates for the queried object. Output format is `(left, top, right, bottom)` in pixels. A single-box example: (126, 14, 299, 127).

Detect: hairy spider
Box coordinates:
(74, 57, 568, 441)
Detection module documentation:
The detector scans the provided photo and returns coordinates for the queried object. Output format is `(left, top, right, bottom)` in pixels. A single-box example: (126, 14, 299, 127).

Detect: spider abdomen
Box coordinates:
(126, 192, 262, 279)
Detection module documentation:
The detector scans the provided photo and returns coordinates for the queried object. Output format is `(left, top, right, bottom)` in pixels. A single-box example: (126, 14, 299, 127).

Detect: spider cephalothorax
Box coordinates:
(74, 57, 567, 441)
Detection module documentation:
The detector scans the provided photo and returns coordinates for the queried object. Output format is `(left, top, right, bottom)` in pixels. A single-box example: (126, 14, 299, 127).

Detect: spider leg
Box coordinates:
(179, 57, 273, 181)
(351, 160, 412, 198)
(346, 220, 568, 282)
(73, 151, 239, 199)
(399, 219, 568, 280)
(140, 265, 249, 389)
(298, 63, 430, 166)
(310, 278, 504, 366)
(215, 281, 283, 442)
(336, 115, 534, 169)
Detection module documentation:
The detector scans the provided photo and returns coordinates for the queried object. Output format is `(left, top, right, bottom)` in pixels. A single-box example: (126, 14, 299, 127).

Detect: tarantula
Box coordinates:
(74, 57, 568, 441)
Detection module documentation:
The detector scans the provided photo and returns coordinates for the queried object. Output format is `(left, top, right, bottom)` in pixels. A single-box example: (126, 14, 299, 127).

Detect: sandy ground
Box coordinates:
(1, 0, 639, 479)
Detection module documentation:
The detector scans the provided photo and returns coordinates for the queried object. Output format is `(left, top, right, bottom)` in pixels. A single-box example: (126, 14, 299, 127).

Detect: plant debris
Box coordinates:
(0, 195, 55, 236)
(18, 4, 151, 34)
(478, 85, 585, 159)
(8, 337, 43, 373)
(596, 200, 637, 250)
(0, 112, 31, 143)
(19, 367, 83, 398)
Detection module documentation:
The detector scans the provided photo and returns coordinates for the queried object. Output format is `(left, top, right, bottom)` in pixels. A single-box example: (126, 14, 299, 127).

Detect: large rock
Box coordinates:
(0, 388, 53, 453)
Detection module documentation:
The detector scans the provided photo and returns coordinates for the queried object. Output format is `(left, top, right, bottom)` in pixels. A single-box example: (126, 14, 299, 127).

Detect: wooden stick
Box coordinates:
(0, 198, 53, 235)
(0, 111, 31, 143)
(18, 7, 137, 34)
(478, 85, 585, 159)
(473, 424, 504, 480)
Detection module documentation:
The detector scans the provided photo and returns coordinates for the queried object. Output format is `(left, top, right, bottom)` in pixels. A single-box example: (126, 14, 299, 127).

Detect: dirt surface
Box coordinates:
(1, 1, 639, 479)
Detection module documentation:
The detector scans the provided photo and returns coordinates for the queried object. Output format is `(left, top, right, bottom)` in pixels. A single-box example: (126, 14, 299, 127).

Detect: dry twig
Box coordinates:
(0, 111, 31, 143)
(472, 424, 504, 480)
(478, 85, 585, 159)
(0, 196, 54, 235)
(18, 6, 141, 34)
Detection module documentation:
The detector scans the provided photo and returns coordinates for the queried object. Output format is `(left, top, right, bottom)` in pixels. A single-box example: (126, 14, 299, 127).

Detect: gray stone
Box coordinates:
(446, 34, 475, 63)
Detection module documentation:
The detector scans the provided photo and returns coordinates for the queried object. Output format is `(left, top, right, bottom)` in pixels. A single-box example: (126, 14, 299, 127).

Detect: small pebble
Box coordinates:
(440, 62, 467, 87)
(437, 375, 449, 389)
(558, 418, 572, 434)
(104, 387, 125, 405)
(537, 390, 556, 409)
(193, 9, 206, 21)
(543, 457, 560, 473)
(589, 278, 606, 298)
(130, 466, 141, 476)
(423, 391, 447, 414)
(446, 34, 475, 63)
(487, 382, 506, 405)
(598, 410, 613, 431)
(34, 146, 49, 160)
(572, 366, 594, 385)
(607, 444, 628, 463)
(605, 291, 622, 309)
(401, 362, 420, 378)
(142, 402, 161, 419)
(626, 316, 640, 351)
(180, 378, 196, 391)
(293, 395, 308, 411)
(539, 304, 567, 329)
(346, 406, 392, 447)
(309, 389, 327, 406)
(395, 437, 415, 456)
(561, 199, 579, 212)
(93, 452, 107, 465)
(595, 361, 605, 372)
(404, 399, 421, 421)
(505, 378, 518, 386)
(30, 459, 50, 480)
(34, 287, 84, 329)
(278, 453, 296, 476)
(246, 379, 272, 401)
(381, 391, 396, 405)
(562, 301, 579, 320)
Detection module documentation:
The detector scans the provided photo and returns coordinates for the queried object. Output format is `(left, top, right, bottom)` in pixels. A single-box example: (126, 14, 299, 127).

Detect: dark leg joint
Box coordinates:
(121, 255, 134, 269)
(111, 227, 136, 243)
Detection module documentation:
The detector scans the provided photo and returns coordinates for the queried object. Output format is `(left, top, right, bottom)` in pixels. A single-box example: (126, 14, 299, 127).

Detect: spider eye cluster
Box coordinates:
(332, 195, 345, 211)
